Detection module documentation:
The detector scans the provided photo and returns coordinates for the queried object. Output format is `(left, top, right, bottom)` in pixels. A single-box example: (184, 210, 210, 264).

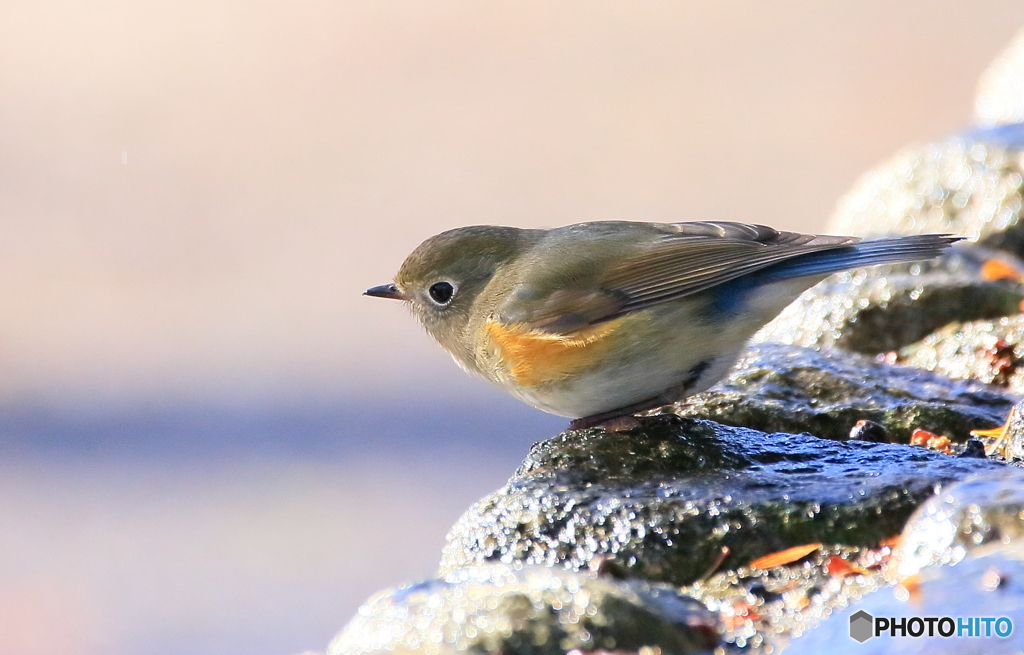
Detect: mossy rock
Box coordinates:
(441, 415, 1009, 586)
(676, 343, 1012, 444)
(329, 565, 718, 655)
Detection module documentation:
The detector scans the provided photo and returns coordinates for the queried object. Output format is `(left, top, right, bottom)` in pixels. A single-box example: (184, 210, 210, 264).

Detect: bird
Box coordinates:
(365, 221, 958, 429)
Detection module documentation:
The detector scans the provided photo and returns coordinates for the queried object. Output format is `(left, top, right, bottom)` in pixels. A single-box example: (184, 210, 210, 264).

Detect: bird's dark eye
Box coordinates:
(428, 281, 456, 305)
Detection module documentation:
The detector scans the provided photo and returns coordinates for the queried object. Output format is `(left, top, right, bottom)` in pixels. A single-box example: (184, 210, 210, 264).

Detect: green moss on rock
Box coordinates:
(328, 565, 718, 655)
(441, 416, 1007, 586)
(676, 343, 1011, 443)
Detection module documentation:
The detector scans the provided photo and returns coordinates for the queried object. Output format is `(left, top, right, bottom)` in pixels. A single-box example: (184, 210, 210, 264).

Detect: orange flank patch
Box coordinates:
(484, 318, 626, 386)
(749, 543, 822, 569)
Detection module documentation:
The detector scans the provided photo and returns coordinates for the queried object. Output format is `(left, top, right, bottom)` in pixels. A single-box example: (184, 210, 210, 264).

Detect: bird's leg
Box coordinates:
(569, 396, 671, 432)
(593, 415, 646, 432)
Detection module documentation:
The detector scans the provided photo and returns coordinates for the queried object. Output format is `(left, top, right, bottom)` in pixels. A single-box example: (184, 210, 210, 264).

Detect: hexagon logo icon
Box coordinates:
(849, 610, 874, 643)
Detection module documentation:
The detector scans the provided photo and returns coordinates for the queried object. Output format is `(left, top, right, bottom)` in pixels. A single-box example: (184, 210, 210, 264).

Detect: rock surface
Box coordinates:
(328, 564, 718, 655)
(440, 415, 1007, 587)
(900, 315, 1024, 396)
(890, 467, 1024, 580)
(681, 544, 891, 652)
(675, 343, 1011, 444)
(999, 398, 1024, 460)
(753, 252, 1024, 355)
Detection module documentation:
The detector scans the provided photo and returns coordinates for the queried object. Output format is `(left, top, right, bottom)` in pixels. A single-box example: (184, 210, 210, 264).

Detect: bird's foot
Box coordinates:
(569, 414, 644, 432)
(569, 398, 670, 432)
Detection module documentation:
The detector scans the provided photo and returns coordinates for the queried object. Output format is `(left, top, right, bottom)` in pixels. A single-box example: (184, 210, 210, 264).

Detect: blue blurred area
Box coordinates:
(0, 388, 563, 655)
(0, 394, 563, 461)
(964, 121, 1024, 145)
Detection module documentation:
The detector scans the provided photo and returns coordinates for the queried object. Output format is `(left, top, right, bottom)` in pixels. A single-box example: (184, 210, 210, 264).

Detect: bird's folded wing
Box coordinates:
(606, 227, 859, 313)
(502, 221, 859, 334)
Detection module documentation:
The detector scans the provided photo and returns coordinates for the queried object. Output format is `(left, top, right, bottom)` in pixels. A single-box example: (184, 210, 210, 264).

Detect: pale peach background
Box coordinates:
(1, 2, 1023, 654)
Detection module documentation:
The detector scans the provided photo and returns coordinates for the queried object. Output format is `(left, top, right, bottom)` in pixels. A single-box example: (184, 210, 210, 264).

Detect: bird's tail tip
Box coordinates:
(766, 232, 964, 281)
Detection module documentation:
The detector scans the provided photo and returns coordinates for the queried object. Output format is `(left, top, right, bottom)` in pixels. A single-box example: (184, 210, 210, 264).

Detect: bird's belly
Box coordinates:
(513, 345, 735, 417)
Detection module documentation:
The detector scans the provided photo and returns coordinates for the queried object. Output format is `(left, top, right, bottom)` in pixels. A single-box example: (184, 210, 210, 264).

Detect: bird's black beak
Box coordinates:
(364, 283, 405, 300)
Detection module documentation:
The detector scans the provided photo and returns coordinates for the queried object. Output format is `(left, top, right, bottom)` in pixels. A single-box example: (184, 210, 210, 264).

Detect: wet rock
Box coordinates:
(440, 415, 1007, 587)
(683, 545, 890, 653)
(960, 437, 990, 459)
(889, 467, 1024, 580)
(786, 544, 1024, 654)
(998, 399, 1024, 461)
(849, 419, 891, 443)
(752, 248, 1024, 355)
(674, 343, 1011, 444)
(328, 564, 718, 655)
(900, 315, 1024, 396)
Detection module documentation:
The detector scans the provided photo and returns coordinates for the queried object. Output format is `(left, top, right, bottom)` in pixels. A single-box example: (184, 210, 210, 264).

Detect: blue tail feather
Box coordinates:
(710, 234, 959, 315)
(758, 234, 960, 282)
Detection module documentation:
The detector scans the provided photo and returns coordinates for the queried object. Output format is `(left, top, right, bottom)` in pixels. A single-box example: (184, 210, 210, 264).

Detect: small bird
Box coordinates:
(365, 221, 958, 429)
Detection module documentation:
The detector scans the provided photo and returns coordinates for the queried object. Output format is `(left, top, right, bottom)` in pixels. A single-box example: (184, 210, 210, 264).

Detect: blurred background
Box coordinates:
(2, 2, 1024, 654)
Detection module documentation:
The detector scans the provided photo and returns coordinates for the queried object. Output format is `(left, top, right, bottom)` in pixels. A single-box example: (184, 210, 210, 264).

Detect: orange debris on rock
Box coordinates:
(895, 573, 923, 603)
(722, 600, 760, 632)
(972, 421, 1011, 456)
(981, 259, 1024, 282)
(826, 555, 866, 577)
(749, 543, 822, 569)
(909, 429, 953, 453)
(910, 429, 936, 446)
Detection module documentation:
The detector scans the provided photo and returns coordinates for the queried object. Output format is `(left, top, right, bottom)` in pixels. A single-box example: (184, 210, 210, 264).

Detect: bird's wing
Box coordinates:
(498, 221, 859, 334)
(605, 221, 859, 313)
